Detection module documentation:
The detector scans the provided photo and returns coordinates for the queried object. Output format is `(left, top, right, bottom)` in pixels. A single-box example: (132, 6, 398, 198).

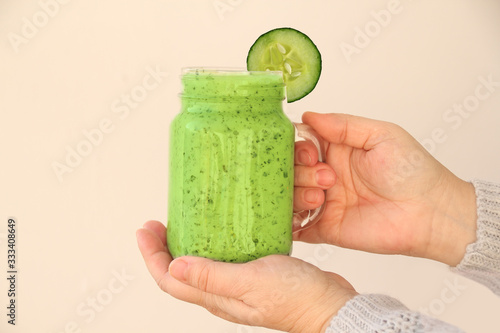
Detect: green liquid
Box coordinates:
(167, 70, 294, 262)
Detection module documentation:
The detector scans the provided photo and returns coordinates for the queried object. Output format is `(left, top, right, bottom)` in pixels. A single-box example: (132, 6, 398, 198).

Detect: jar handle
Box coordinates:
(292, 123, 328, 233)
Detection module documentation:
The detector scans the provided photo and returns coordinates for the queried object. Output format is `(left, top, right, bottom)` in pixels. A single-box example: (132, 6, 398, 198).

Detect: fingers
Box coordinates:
(137, 222, 212, 305)
(302, 112, 396, 150)
(142, 220, 167, 247)
(294, 187, 325, 211)
(168, 257, 261, 324)
(295, 141, 318, 166)
(136, 221, 171, 288)
(137, 221, 248, 305)
(169, 256, 252, 299)
(294, 162, 334, 212)
(294, 163, 336, 189)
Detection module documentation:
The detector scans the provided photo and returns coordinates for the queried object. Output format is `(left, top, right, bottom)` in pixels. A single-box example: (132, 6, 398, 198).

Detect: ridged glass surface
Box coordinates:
(168, 70, 294, 262)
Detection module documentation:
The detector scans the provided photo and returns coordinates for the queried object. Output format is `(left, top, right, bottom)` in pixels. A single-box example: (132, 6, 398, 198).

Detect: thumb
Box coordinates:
(302, 112, 394, 150)
(169, 256, 247, 298)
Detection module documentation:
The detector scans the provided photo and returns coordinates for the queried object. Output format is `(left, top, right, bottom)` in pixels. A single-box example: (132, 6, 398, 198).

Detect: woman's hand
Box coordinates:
(293, 112, 477, 266)
(136, 220, 357, 333)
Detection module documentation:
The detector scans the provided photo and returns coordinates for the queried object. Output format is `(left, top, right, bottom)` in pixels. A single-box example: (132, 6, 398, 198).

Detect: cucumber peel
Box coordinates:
(247, 27, 322, 102)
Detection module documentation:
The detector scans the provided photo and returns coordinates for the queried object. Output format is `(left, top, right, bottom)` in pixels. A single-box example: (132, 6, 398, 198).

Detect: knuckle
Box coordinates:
(294, 165, 313, 186)
(293, 188, 313, 211)
(156, 276, 170, 294)
(337, 117, 349, 144)
(193, 262, 214, 292)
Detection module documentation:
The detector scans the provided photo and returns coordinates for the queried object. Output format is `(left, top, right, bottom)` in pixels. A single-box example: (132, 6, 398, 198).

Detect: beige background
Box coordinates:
(1, 0, 500, 332)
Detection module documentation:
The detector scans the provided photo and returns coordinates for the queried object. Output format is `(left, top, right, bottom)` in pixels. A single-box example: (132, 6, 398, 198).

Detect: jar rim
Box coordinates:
(180, 67, 286, 100)
(181, 67, 283, 76)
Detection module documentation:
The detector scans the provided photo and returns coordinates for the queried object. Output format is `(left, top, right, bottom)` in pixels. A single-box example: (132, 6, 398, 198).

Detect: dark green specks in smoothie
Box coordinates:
(168, 69, 294, 262)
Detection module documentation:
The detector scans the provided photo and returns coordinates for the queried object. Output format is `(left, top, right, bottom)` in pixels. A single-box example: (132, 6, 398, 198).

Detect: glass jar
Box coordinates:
(168, 68, 324, 262)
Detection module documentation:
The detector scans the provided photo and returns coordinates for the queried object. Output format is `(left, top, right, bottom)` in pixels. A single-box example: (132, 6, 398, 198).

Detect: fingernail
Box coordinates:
(298, 150, 312, 165)
(305, 189, 320, 203)
(169, 259, 188, 282)
(316, 169, 335, 187)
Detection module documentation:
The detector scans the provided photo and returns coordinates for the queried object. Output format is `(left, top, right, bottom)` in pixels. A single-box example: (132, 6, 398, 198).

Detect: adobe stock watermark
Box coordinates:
(339, 0, 406, 64)
(419, 277, 467, 317)
(51, 65, 168, 182)
(384, 73, 498, 187)
(7, 0, 72, 54)
(55, 268, 135, 333)
(213, 0, 245, 21)
(421, 73, 499, 154)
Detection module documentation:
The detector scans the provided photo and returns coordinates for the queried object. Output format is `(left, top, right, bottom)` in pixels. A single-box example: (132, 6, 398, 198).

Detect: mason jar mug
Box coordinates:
(167, 68, 325, 262)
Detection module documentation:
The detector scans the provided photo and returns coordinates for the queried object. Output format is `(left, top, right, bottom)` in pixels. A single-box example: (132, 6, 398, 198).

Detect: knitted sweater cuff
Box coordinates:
(451, 179, 500, 296)
(326, 294, 463, 333)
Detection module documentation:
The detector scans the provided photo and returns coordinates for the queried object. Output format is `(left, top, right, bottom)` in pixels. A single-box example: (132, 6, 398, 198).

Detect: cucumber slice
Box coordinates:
(247, 27, 322, 103)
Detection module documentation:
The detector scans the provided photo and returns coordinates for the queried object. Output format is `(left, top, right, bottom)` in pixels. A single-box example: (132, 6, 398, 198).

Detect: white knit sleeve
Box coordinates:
(450, 179, 500, 296)
(326, 294, 464, 333)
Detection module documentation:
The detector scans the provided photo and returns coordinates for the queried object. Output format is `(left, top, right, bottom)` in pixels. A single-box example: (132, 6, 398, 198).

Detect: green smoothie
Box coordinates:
(167, 69, 294, 262)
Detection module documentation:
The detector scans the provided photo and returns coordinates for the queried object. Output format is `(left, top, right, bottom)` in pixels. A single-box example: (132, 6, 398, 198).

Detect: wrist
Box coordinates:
(425, 175, 477, 266)
(451, 179, 500, 294)
(318, 291, 358, 333)
(290, 288, 357, 333)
